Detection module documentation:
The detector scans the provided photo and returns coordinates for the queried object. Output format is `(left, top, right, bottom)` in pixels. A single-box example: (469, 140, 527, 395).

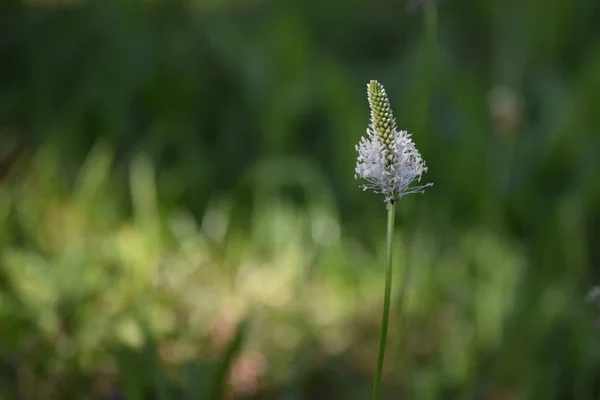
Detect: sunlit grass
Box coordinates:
(0, 144, 547, 398)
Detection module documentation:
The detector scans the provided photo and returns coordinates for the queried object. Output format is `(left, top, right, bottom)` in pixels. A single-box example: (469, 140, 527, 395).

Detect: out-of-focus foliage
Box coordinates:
(1, 0, 600, 398)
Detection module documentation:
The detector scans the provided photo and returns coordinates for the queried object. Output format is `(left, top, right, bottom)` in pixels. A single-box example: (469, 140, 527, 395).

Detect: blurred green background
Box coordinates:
(1, 0, 600, 398)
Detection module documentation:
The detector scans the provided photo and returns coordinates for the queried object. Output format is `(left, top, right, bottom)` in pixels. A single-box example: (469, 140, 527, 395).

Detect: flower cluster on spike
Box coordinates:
(355, 80, 432, 206)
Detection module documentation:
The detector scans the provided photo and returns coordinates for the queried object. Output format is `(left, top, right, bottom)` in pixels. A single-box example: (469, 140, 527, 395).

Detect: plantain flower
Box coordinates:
(355, 80, 432, 206)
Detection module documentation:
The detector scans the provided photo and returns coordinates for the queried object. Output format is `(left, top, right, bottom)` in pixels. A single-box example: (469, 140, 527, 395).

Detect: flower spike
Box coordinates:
(355, 80, 432, 205)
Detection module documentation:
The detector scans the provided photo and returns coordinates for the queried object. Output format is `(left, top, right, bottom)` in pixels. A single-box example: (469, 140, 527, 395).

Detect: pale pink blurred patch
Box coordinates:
(210, 309, 243, 351)
(227, 351, 268, 398)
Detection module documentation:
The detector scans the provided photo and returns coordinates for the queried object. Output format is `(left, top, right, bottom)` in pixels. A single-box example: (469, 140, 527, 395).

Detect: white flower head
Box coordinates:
(355, 80, 432, 206)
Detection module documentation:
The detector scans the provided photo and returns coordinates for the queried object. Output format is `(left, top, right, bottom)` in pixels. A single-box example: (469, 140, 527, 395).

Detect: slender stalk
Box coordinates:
(373, 201, 396, 400)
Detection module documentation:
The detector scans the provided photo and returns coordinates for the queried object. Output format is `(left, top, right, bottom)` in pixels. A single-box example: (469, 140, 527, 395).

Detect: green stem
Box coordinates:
(414, 1, 438, 137)
(425, 0, 438, 41)
(373, 201, 396, 400)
